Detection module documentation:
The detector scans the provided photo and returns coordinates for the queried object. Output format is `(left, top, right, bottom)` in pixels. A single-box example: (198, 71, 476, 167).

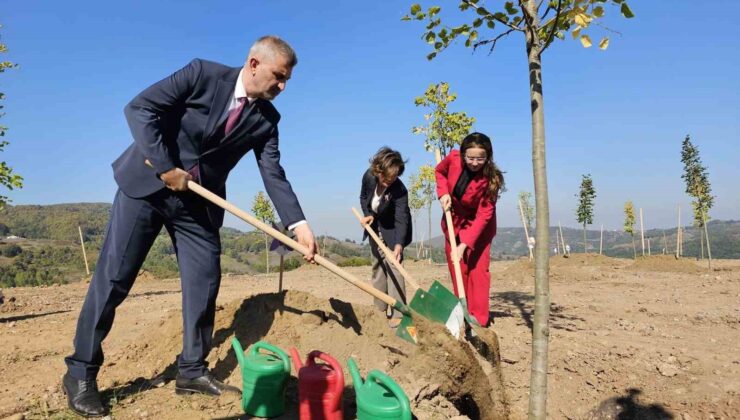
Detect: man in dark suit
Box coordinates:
(62, 36, 317, 417)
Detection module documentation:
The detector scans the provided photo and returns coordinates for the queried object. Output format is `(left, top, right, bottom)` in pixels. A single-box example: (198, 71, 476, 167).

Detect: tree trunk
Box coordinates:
(631, 236, 637, 259)
(582, 223, 587, 254)
(700, 232, 705, 260)
(524, 7, 551, 418)
(702, 212, 712, 270)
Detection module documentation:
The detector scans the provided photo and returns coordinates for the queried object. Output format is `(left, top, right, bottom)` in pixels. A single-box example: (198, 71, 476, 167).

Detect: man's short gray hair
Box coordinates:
(248, 35, 298, 67)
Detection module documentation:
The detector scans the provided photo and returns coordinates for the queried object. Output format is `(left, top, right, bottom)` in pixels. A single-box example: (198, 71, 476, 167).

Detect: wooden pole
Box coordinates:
(599, 224, 603, 255)
(555, 228, 561, 255)
(662, 231, 667, 255)
(78, 226, 90, 276)
(558, 221, 566, 255)
(702, 211, 713, 270)
(639, 208, 645, 256)
(278, 254, 284, 292)
(647, 238, 651, 256)
(676, 206, 680, 258)
(519, 199, 533, 260)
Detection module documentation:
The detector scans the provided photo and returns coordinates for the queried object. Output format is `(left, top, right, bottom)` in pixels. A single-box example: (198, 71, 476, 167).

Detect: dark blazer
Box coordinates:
(359, 169, 412, 248)
(435, 150, 497, 251)
(113, 58, 305, 228)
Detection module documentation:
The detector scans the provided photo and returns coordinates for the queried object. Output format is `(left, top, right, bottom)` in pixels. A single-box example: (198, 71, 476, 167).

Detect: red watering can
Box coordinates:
(290, 348, 344, 420)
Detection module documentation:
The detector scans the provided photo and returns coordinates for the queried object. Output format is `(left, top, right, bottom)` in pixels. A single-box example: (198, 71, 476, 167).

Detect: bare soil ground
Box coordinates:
(1, 255, 738, 419)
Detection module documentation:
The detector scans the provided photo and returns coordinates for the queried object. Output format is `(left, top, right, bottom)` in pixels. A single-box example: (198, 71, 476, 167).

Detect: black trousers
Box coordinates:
(65, 188, 221, 380)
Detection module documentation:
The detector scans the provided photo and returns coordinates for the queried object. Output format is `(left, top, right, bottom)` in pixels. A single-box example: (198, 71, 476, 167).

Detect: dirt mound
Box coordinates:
(627, 255, 705, 273)
(498, 254, 626, 284)
(551, 253, 623, 268)
(103, 290, 508, 419)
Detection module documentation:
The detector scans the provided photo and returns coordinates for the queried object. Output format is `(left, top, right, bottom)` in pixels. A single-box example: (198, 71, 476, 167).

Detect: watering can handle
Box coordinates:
(308, 350, 345, 395)
(231, 337, 247, 368)
(251, 341, 291, 373)
(289, 347, 303, 372)
(347, 357, 363, 390)
(366, 370, 412, 420)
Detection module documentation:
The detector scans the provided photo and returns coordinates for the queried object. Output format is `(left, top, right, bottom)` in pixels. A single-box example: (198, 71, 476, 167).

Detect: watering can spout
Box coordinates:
(347, 357, 363, 389)
(289, 347, 303, 372)
(231, 337, 247, 369)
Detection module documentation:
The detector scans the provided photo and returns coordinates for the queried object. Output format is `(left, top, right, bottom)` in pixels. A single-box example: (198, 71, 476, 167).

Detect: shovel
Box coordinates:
(145, 161, 421, 343)
(351, 207, 464, 338)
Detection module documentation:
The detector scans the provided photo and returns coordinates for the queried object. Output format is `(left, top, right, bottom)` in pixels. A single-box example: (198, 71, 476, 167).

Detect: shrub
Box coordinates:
(337, 257, 371, 267)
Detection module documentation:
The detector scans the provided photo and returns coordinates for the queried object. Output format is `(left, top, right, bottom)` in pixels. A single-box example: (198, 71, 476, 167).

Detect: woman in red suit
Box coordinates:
(436, 132, 505, 327)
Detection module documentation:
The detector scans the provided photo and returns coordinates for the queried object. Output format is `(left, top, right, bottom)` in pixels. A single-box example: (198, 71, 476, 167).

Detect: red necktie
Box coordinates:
(224, 97, 247, 135)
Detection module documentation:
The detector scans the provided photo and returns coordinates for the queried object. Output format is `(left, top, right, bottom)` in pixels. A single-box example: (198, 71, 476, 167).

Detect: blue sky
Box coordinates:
(2, 1, 738, 241)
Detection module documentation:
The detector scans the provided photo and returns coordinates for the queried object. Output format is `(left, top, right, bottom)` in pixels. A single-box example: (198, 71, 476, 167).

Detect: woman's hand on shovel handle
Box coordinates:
(360, 215, 374, 226)
(160, 168, 191, 191)
(455, 243, 467, 263)
(293, 223, 317, 263)
(439, 194, 451, 212)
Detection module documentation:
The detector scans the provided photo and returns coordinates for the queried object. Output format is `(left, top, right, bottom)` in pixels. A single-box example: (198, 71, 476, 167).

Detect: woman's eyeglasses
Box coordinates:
(464, 155, 488, 163)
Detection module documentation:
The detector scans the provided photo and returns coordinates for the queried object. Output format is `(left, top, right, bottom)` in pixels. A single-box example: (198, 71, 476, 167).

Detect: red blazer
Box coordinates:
(435, 150, 497, 250)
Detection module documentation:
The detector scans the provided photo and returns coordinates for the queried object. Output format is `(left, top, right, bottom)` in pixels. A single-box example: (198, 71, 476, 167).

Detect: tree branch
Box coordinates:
(519, 0, 536, 34)
(473, 28, 517, 55)
(541, 0, 563, 51)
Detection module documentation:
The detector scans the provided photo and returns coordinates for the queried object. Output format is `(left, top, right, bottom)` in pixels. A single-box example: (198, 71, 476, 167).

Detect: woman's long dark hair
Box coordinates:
(460, 132, 505, 201)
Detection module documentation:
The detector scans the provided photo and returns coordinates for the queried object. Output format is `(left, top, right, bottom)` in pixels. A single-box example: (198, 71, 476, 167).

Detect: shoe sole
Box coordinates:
(175, 386, 219, 396)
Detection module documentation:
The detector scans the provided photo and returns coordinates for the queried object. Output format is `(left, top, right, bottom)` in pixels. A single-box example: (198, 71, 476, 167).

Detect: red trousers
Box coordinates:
(444, 231, 494, 326)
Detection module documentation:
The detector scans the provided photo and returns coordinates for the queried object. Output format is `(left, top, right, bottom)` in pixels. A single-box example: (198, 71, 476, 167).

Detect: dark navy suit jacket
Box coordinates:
(359, 169, 412, 248)
(113, 58, 304, 228)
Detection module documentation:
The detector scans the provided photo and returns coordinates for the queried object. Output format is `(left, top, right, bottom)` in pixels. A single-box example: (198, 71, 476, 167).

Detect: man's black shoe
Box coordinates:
(175, 372, 240, 397)
(61, 372, 106, 418)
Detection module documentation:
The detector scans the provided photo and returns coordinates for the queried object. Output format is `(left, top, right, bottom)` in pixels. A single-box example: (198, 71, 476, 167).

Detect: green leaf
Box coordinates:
(473, 18, 483, 28)
(505, 2, 518, 15)
(571, 28, 581, 39)
(598, 37, 609, 50)
(592, 6, 604, 18)
(429, 6, 441, 16)
(410, 4, 421, 14)
(487, 20, 495, 29)
(426, 52, 437, 61)
(620, 3, 634, 18)
(401, 15, 411, 21)
(425, 31, 436, 44)
(469, 30, 478, 41)
(476, 6, 489, 16)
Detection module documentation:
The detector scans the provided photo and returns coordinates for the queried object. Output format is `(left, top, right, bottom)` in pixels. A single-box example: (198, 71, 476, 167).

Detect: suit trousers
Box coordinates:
(369, 239, 406, 319)
(444, 232, 494, 326)
(65, 188, 221, 380)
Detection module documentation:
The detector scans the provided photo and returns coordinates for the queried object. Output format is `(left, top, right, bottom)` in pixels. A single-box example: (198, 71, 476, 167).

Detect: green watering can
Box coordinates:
(231, 338, 291, 418)
(348, 358, 412, 420)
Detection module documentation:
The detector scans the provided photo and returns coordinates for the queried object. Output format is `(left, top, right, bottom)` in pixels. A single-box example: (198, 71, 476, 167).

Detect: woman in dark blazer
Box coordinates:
(436, 133, 504, 327)
(359, 147, 412, 327)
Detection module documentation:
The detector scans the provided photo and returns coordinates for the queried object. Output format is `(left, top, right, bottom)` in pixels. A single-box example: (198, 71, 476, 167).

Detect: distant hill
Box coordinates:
(0, 202, 736, 287)
(0, 203, 369, 287)
(413, 219, 740, 260)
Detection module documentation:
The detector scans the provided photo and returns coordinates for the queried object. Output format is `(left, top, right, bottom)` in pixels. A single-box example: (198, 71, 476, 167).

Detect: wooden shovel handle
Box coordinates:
(144, 160, 401, 308)
(351, 207, 420, 291)
(435, 150, 467, 299)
